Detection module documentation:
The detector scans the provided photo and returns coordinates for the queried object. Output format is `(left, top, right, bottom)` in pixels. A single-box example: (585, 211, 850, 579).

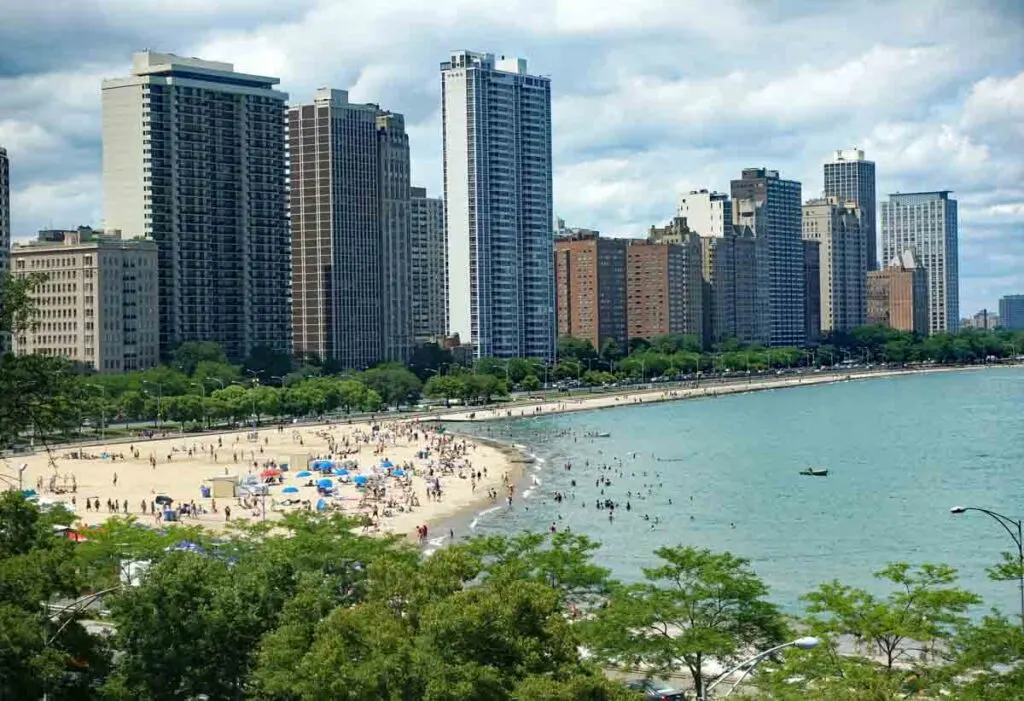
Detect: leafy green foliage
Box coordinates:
(587, 546, 785, 696)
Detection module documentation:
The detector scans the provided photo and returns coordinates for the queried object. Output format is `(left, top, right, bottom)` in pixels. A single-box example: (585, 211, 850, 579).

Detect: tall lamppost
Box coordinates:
(700, 636, 819, 699)
(950, 506, 1024, 630)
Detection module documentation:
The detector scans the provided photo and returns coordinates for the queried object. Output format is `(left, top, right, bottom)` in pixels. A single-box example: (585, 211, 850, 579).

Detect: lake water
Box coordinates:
(455, 368, 1024, 615)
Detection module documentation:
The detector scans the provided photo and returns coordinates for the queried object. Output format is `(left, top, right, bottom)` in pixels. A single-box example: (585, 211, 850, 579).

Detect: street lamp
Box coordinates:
(950, 505, 1024, 630)
(701, 636, 819, 699)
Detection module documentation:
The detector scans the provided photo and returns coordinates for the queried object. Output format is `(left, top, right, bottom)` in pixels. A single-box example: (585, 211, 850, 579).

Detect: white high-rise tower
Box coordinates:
(441, 51, 554, 360)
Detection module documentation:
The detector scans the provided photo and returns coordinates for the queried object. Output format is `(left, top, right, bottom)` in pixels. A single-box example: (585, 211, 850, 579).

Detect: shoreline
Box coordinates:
(433, 364, 1002, 424)
(421, 363, 1020, 541)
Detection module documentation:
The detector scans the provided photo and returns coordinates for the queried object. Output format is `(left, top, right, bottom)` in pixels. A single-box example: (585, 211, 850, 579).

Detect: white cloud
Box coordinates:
(0, 0, 1022, 313)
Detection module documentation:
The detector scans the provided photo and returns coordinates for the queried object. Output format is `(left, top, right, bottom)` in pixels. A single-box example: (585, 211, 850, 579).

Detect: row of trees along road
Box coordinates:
(4, 271, 1022, 436)
(1, 497, 1023, 701)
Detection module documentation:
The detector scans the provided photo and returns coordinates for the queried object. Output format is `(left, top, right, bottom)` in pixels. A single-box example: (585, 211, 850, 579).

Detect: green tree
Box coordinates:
(244, 344, 293, 379)
(0, 273, 87, 447)
(170, 340, 229, 376)
(361, 364, 423, 407)
(587, 546, 784, 697)
(556, 336, 598, 362)
(423, 374, 466, 405)
(0, 493, 106, 700)
(520, 374, 541, 392)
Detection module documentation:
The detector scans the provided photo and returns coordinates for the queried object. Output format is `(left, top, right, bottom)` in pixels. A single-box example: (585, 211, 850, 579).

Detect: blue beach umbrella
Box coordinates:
(295, 470, 312, 478)
(317, 478, 333, 488)
(380, 459, 394, 469)
(333, 468, 349, 476)
(392, 469, 406, 477)
(282, 486, 299, 494)
(353, 475, 368, 486)
(312, 460, 333, 470)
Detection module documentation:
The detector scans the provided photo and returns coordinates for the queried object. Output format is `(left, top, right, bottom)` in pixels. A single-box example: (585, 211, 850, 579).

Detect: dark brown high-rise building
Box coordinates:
(867, 249, 928, 334)
(554, 232, 627, 353)
(803, 239, 821, 344)
(626, 221, 703, 343)
(289, 88, 412, 368)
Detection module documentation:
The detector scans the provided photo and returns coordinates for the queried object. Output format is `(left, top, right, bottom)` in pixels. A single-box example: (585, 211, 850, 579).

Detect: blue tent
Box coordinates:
(295, 470, 312, 478)
(353, 475, 369, 486)
(333, 468, 349, 476)
(317, 478, 333, 488)
(392, 469, 406, 477)
(282, 486, 299, 494)
(316, 498, 327, 512)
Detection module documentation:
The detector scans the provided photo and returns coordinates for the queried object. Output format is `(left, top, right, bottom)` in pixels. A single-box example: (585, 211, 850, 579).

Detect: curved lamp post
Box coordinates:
(950, 505, 1024, 630)
(701, 636, 819, 700)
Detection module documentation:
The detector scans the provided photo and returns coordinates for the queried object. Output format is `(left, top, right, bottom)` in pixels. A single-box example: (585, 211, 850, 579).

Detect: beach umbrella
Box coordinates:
(295, 470, 312, 478)
(392, 469, 406, 477)
(380, 459, 394, 468)
(282, 486, 299, 494)
(261, 468, 281, 478)
(317, 478, 333, 488)
(154, 495, 173, 506)
(333, 468, 349, 476)
(353, 475, 368, 486)
(312, 459, 332, 470)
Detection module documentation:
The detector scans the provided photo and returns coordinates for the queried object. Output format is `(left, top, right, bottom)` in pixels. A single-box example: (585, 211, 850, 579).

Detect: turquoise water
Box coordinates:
(458, 368, 1024, 615)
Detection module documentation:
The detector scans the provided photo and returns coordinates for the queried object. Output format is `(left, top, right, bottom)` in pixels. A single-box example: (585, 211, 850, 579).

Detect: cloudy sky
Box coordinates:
(1, 0, 1021, 314)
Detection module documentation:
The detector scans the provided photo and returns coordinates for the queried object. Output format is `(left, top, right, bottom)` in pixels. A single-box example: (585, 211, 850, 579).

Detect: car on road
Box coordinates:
(624, 678, 687, 700)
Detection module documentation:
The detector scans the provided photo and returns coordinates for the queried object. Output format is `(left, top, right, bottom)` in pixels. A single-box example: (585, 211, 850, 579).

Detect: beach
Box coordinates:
(11, 419, 519, 541)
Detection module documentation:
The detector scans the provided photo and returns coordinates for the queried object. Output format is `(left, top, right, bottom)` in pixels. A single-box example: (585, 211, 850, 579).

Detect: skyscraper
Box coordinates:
(1, 146, 11, 353)
(0, 146, 9, 273)
(881, 191, 959, 334)
(731, 168, 805, 346)
(643, 219, 705, 343)
(102, 51, 291, 361)
(801, 197, 867, 332)
(700, 226, 770, 346)
(554, 232, 628, 353)
(803, 240, 821, 344)
(441, 51, 554, 360)
(288, 88, 413, 369)
(999, 294, 1024, 331)
(677, 190, 732, 237)
(410, 187, 447, 342)
(824, 149, 877, 269)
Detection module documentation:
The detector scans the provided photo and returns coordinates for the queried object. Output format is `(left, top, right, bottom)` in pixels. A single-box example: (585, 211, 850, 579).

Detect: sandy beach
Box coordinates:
(8, 419, 519, 541)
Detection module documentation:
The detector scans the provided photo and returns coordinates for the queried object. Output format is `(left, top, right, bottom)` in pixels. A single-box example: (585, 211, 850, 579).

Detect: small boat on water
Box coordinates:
(585, 431, 611, 438)
(799, 468, 828, 477)
(656, 457, 686, 463)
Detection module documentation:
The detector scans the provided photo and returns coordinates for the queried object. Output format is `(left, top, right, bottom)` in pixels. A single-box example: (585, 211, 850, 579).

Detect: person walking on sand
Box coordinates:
(224, 505, 231, 521)
(112, 472, 118, 487)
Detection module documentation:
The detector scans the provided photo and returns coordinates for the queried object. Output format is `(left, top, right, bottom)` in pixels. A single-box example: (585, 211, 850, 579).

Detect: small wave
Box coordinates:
(469, 505, 502, 530)
(523, 488, 534, 499)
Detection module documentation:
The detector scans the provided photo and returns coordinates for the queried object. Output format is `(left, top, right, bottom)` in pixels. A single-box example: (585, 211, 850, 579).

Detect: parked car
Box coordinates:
(624, 678, 687, 700)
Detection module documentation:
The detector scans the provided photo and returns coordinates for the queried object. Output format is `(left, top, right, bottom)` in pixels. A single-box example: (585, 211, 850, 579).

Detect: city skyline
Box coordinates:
(0, 1, 1021, 316)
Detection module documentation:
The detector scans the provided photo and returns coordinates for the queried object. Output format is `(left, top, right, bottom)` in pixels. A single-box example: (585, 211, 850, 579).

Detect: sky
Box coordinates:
(0, 0, 1021, 315)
